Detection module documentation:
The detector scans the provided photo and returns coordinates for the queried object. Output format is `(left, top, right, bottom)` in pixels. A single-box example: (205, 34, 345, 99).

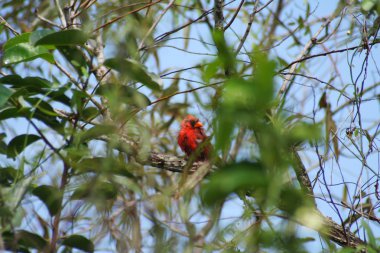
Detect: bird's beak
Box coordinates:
(194, 121, 203, 128)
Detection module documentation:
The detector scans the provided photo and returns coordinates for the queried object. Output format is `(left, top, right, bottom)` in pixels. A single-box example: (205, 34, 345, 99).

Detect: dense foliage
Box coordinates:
(0, 0, 380, 252)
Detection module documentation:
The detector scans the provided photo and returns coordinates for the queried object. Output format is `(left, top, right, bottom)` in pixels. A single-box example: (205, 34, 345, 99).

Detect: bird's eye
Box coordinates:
(190, 120, 196, 126)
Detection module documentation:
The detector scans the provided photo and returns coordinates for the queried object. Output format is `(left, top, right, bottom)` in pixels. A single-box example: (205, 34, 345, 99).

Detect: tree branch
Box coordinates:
(149, 148, 366, 250)
(53, 110, 367, 250)
(291, 148, 366, 251)
(277, 40, 380, 73)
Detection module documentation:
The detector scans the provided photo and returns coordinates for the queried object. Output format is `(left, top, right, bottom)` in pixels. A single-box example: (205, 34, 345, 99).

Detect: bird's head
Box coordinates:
(181, 115, 204, 129)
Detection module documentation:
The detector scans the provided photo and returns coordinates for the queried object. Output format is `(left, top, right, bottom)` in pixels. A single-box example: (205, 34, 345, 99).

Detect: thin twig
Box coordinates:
(0, 16, 19, 35)
(278, 40, 380, 73)
(54, 0, 67, 27)
(35, 9, 62, 28)
(138, 0, 176, 50)
(223, 0, 245, 31)
(277, 18, 332, 97)
(149, 82, 221, 105)
(152, 0, 236, 46)
(93, 0, 164, 32)
(235, 0, 275, 55)
(54, 62, 105, 112)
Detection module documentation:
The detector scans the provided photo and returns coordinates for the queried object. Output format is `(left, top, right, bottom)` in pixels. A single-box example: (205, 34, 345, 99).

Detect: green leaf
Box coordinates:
(105, 58, 162, 91)
(2, 230, 47, 251)
(215, 52, 276, 152)
(0, 106, 62, 134)
(71, 181, 118, 201)
(61, 234, 94, 252)
(0, 107, 31, 121)
(3, 43, 54, 65)
(361, 0, 377, 11)
(33, 109, 64, 134)
(0, 166, 18, 186)
(0, 75, 70, 105)
(202, 162, 268, 205)
(337, 248, 356, 253)
(212, 30, 235, 74)
(287, 122, 321, 144)
(0, 206, 13, 219)
(32, 185, 62, 216)
(16, 230, 48, 250)
(98, 84, 151, 108)
(58, 46, 89, 76)
(26, 97, 58, 117)
(277, 56, 289, 67)
(34, 29, 89, 46)
(46, 86, 71, 105)
(29, 29, 55, 45)
(279, 186, 312, 215)
(7, 134, 40, 158)
(76, 125, 118, 144)
(0, 75, 51, 89)
(0, 133, 7, 155)
(3, 33, 30, 50)
(203, 60, 220, 82)
(2, 176, 33, 211)
(74, 157, 134, 178)
(0, 85, 14, 107)
(82, 107, 99, 121)
(362, 221, 376, 247)
(2, 231, 30, 252)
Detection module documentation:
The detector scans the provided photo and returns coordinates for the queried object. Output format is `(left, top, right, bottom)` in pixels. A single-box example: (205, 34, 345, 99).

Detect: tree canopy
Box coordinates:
(0, 0, 380, 252)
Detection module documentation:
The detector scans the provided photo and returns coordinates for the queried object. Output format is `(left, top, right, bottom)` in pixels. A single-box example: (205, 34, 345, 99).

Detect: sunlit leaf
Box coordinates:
(58, 46, 89, 76)
(3, 43, 54, 65)
(29, 29, 55, 45)
(361, 0, 377, 11)
(98, 84, 151, 108)
(212, 30, 235, 74)
(362, 221, 376, 248)
(0, 85, 13, 107)
(105, 58, 162, 91)
(287, 122, 321, 144)
(33, 29, 89, 46)
(215, 52, 276, 152)
(3, 33, 30, 50)
(342, 185, 348, 203)
(325, 104, 339, 158)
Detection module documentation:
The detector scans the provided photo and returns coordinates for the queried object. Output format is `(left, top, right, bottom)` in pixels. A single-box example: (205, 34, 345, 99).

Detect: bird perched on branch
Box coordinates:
(177, 115, 211, 161)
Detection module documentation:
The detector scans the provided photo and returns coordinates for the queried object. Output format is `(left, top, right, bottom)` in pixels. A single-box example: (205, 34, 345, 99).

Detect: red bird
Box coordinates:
(177, 115, 211, 161)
